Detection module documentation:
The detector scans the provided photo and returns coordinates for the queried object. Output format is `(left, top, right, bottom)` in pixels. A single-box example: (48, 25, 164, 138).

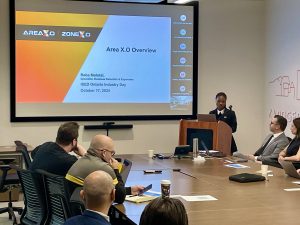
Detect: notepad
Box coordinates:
(125, 195, 157, 203)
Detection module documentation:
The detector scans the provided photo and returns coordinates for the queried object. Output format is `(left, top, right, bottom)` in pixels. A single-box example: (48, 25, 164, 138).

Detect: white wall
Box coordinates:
(265, 0, 300, 137)
(198, 0, 265, 153)
(0, 0, 265, 154)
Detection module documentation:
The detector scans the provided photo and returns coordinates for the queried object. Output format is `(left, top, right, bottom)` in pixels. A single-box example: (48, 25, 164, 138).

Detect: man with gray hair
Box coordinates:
(66, 134, 144, 203)
(64, 170, 115, 225)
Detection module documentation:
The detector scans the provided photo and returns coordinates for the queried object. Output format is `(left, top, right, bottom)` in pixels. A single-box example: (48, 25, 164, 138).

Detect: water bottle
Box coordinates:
(193, 138, 198, 159)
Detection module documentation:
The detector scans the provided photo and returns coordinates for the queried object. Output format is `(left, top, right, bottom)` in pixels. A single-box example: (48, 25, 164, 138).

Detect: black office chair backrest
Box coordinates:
(14, 140, 32, 169)
(0, 159, 19, 191)
(36, 169, 72, 225)
(10, 165, 47, 225)
(0, 160, 23, 225)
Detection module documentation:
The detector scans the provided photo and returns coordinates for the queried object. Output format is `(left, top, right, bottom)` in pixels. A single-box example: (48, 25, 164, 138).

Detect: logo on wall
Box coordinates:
(268, 70, 300, 122)
(269, 70, 300, 99)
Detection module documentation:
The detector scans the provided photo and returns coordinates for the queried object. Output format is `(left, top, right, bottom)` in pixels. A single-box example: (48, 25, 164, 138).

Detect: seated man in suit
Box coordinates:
(66, 134, 144, 204)
(234, 115, 289, 165)
(64, 170, 114, 225)
(209, 92, 238, 153)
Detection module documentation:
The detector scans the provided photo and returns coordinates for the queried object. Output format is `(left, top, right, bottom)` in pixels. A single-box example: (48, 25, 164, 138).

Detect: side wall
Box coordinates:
(265, 0, 300, 137)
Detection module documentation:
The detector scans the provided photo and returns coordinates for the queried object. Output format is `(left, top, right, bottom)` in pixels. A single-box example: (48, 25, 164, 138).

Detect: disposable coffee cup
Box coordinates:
(148, 149, 154, 158)
(161, 180, 171, 198)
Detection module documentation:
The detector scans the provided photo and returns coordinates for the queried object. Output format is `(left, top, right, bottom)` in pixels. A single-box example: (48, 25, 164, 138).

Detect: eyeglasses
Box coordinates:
(101, 148, 116, 156)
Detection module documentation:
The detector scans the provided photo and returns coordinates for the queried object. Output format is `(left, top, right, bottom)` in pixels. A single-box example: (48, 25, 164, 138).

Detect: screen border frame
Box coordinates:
(10, 0, 199, 122)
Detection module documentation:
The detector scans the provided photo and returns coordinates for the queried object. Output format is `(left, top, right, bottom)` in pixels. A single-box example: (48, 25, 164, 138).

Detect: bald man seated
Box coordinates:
(64, 171, 114, 225)
(66, 134, 144, 204)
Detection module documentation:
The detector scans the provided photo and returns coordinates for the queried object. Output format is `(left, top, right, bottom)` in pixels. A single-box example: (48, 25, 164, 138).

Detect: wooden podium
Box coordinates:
(178, 119, 232, 156)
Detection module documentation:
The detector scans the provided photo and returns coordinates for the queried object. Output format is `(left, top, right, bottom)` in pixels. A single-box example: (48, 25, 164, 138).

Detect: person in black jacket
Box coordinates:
(209, 92, 238, 153)
(30, 121, 86, 176)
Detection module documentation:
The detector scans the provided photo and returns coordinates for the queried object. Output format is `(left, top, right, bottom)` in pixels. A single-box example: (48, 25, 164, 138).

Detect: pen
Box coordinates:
(179, 171, 197, 179)
(172, 169, 197, 179)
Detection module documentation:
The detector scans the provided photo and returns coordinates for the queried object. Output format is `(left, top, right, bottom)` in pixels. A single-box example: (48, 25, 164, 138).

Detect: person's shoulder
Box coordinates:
(31, 142, 54, 157)
(274, 135, 289, 147)
(64, 215, 82, 225)
(64, 211, 109, 224)
(34, 141, 54, 149)
(224, 108, 236, 116)
(64, 214, 107, 225)
(77, 155, 115, 175)
(278, 133, 289, 140)
(209, 109, 216, 114)
(83, 210, 111, 225)
(294, 138, 300, 144)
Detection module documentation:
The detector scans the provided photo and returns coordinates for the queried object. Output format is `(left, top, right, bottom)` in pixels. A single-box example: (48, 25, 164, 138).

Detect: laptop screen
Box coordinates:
(197, 114, 217, 122)
(120, 159, 132, 184)
(186, 128, 213, 151)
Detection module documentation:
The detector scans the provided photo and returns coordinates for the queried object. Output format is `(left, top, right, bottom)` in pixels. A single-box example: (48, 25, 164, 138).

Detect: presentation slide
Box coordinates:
(64, 15, 171, 103)
(12, 0, 197, 120)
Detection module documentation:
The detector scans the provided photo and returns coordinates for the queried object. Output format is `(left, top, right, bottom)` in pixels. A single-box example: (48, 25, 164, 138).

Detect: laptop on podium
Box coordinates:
(197, 114, 217, 122)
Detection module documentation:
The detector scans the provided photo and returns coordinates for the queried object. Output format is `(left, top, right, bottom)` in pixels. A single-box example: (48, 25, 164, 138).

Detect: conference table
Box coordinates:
(113, 154, 300, 225)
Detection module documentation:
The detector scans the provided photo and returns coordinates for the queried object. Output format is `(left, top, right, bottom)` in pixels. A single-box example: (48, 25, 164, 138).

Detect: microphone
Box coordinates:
(229, 105, 232, 111)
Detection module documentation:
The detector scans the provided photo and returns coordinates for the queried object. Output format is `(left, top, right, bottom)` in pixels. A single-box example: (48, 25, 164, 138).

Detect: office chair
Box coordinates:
(0, 158, 23, 225)
(36, 169, 78, 225)
(14, 140, 32, 169)
(10, 165, 47, 225)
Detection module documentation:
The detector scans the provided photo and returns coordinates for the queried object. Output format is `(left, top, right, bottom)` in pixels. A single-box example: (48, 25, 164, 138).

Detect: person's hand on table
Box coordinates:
(247, 155, 256, 161)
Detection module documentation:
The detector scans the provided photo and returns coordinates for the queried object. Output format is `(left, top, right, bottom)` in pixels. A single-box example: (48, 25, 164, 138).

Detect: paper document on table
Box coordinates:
(284, 188, 300, 191)
(256, 170, 272, 174)
(225, 164, 249, 169)
(292, 181, 300, 185)
(180, 195, 217, 202)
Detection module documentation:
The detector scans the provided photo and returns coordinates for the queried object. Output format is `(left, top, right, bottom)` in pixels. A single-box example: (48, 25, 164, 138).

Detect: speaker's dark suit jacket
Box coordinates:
(209, 108, 238, 153)
(64, 210, 111, 225)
